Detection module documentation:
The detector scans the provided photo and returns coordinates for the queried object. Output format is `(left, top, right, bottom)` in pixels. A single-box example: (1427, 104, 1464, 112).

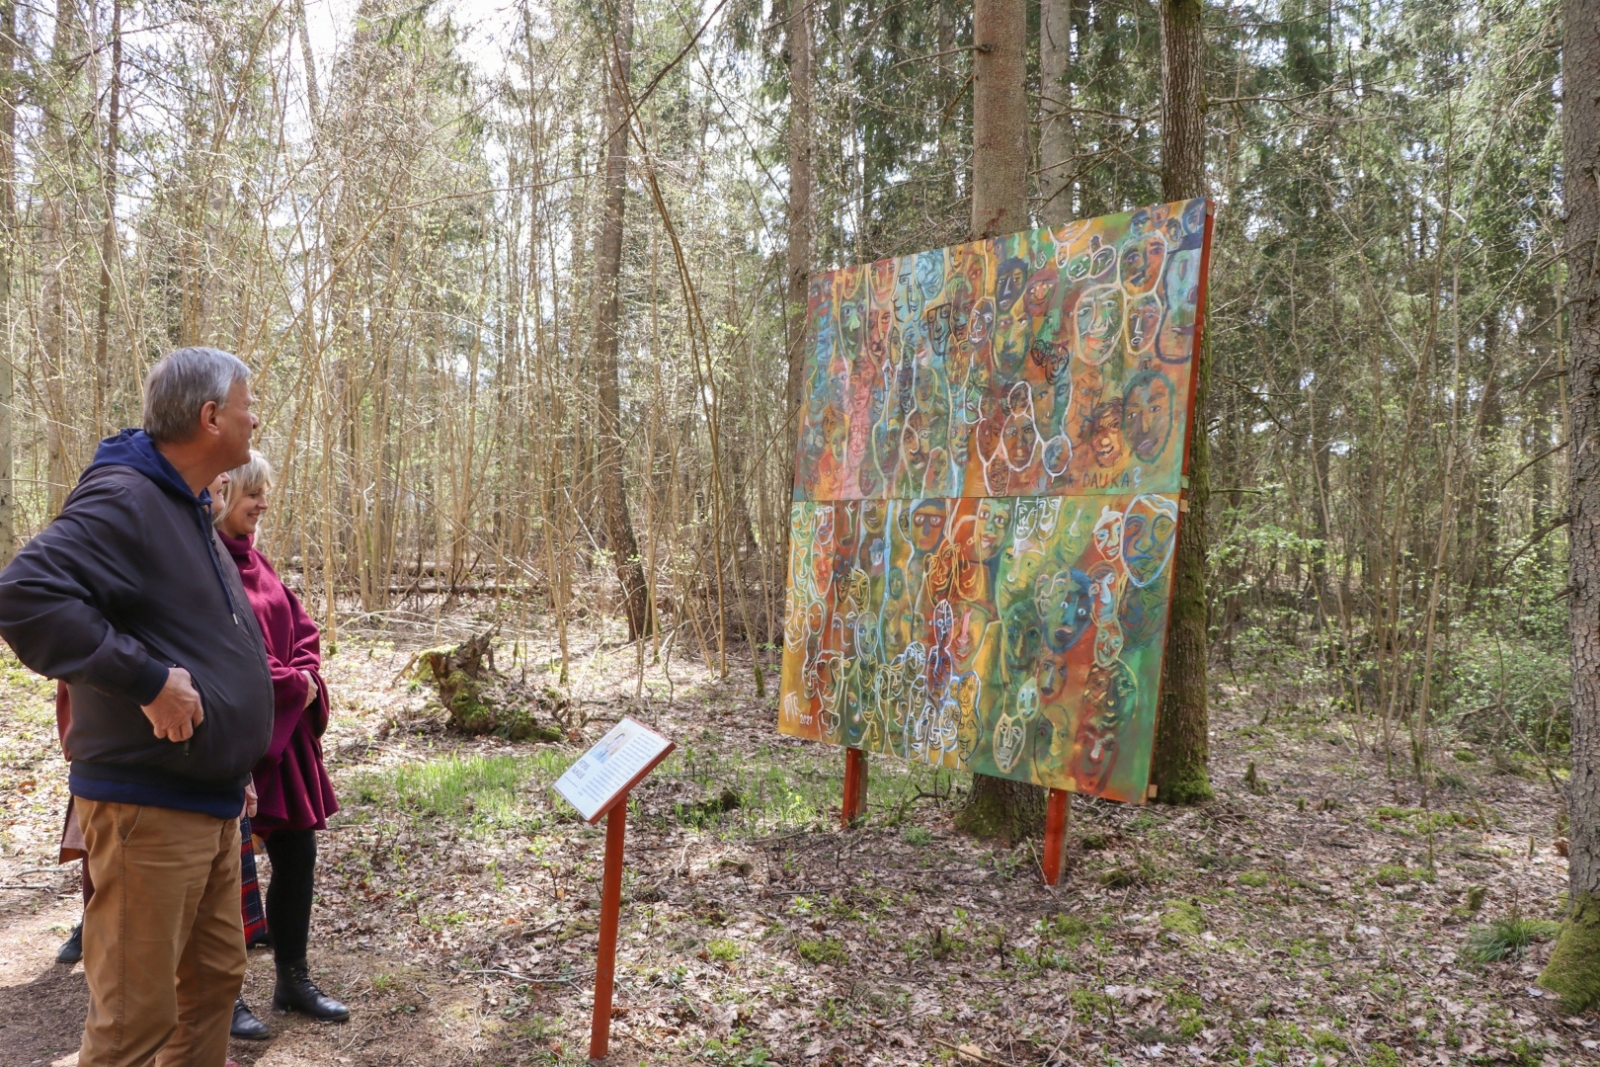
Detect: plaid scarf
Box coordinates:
(241, 816, 269, 947)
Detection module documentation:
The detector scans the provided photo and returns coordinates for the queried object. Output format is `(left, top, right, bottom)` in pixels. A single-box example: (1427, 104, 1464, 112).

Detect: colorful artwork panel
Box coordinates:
(793, 198, 1211, 502)
(778, 493, 1180, 802)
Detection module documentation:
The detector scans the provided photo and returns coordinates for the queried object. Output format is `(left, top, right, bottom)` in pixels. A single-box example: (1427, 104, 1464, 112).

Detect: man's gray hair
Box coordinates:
(143, 347, 251, 444)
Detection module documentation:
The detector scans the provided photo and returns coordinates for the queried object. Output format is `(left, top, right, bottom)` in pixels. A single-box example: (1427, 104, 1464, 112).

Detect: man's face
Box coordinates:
(216, 378, 257, 468)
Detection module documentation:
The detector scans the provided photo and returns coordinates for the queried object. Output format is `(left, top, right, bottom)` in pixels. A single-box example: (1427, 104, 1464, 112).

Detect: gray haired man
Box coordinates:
(0, 348, 274, 1066)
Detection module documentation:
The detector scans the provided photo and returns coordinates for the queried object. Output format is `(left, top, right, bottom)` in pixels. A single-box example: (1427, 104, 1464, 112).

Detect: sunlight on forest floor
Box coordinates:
(0, 612, 1591, 1066)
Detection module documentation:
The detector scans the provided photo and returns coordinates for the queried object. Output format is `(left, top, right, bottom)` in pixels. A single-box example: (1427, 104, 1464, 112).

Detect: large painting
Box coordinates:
(780, 199, 1214, 803)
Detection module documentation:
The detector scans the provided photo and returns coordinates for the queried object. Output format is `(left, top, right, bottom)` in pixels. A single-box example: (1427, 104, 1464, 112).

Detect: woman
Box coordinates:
(212, 452, 348, 1035)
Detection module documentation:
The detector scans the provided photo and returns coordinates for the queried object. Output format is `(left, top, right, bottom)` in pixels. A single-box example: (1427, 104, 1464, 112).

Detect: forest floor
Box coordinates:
(0, 609, 1594, 1067)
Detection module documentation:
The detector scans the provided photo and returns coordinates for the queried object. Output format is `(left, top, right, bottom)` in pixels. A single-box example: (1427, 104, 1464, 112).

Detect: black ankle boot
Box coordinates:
(272, 962, 349, 1021)
(231, 997, 271, 1040)
(57, 923, 83, 964)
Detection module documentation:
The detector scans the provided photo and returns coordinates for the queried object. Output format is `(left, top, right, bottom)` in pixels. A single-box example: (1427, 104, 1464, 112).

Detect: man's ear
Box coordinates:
(198, 399, 222, 437)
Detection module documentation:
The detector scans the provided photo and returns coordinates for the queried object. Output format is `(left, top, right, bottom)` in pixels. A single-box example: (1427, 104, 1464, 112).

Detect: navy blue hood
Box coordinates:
(82, 428, 236, 624)
(83, 429, 213, 510)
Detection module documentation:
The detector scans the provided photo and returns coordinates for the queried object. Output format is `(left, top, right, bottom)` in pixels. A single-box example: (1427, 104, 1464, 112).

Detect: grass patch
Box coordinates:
(706, 938, 742, 962)
(361, 754, 532, 822)
(1463, 916, 1561, 963)
(797, 937, 847, 965)
(1237, 870, 1270, 888)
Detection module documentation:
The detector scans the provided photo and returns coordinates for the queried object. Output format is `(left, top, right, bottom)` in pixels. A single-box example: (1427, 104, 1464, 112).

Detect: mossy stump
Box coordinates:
(1539, 893, 1600, 1012)
(415, 627, 564, 743)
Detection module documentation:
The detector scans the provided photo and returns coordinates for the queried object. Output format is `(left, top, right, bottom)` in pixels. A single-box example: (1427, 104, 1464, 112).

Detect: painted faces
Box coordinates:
(1156, 248, 1200, 364)
(1122, 370, 1174, 463)
(1035, 568, 1094, 653)
(975, 498, 1012, 561)
(1086, 399, 1127, 469)
(995, 257, 1027, 316)
(1074, 285, 1123, 366)
(1119, 233, 1166, 296)
(1024, 267, 1058, 320)
(1126, 292, 1162, 356)
(916, 248, 946, 304)
(1092, 505, 1123, 558)
(1121, 494, 1179, 588)
(909, 499, 947, 553)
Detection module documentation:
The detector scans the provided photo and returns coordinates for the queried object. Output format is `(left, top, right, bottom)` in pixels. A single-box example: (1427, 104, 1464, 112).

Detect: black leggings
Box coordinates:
(263, 829, 317, 968)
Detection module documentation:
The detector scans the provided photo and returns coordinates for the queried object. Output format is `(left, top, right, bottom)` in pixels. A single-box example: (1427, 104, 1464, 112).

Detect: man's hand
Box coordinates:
(141, 667, 204, 742)
(243, 776, 258, 818)
(303, 669, 318, 709)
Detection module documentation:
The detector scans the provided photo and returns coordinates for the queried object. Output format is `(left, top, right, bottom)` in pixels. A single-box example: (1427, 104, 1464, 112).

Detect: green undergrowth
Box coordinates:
(1464, 915, 1561, 963)
(648, 738, 962, 836)
(353, 750, 569, 832)
(347, 734, 965, 841)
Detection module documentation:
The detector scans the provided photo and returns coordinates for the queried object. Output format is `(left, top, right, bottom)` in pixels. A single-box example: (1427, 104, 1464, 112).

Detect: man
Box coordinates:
(0, 347, 274, 1067)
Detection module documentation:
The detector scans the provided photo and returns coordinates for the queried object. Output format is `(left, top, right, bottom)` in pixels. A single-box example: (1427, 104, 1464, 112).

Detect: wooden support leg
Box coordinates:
(1041, 788, 1070, 885)
(590, 793, 628, 1061)
(841, 747, 868, 828)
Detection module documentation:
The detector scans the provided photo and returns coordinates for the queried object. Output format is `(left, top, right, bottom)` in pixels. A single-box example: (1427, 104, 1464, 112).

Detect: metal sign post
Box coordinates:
(551, 717, 676, 1064)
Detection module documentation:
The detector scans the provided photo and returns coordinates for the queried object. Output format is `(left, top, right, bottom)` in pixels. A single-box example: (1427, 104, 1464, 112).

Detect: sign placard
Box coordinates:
(554, 717, 674, 823)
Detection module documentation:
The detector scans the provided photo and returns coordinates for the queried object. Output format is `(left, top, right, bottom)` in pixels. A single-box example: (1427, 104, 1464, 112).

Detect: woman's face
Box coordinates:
(222, 482, 270, 539)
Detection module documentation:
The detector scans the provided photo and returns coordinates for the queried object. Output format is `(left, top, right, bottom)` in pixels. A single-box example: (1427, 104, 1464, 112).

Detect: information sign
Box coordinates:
(554, 717, 674, 823)
(553, 716, 675, 1062)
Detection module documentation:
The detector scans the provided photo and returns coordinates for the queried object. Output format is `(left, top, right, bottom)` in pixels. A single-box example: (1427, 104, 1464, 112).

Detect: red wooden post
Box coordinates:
(589, 793, 628, 1061)
(1041, 787, 1070, 885)
(841, 747, 868, 827)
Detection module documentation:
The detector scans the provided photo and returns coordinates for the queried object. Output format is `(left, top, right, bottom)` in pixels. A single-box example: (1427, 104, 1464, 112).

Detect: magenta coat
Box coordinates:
(220, 532, 338, 835)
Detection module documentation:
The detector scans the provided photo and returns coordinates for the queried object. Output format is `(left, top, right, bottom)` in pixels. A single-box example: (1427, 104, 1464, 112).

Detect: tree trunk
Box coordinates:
(1539, 0, 1600, 1012)
(1149, 0, 1213, 805)
(969, 0, 1029, 239)
(593, 0, 650, 640)
(957, 0, 1046, 844)
(293, 0, 322, 128)
(780, 0, 814, 644)
(41, 0, 75, 517)
(0, 0, 15, 564)
(93, 0, 123, 437)
(784, 0, 813, 427)
(1038, 0, 1074, 226)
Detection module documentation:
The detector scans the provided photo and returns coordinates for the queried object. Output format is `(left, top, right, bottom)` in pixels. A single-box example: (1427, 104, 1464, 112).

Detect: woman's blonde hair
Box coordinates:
(213, 449, 275, 528)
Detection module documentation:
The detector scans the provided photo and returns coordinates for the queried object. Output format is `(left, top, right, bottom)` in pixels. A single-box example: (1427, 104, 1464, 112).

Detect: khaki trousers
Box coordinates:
(76, 799, 246, 1067)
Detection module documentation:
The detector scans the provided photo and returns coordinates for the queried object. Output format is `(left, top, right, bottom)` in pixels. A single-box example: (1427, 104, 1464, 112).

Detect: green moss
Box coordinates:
(797, 938, 847, 965)
(1375, 864, 1412, 886)
(1538, 893, 1600, 1012)
(1155, 769, 1214, 806)
(706, 939, 742, 962)
(495, 705, 562, 743)
(954, 773, 1045, 843)
(1160, 900, 1205, 935)
(1368, 1042, 1400, 1067)
(1238, 870, 1270, 888)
